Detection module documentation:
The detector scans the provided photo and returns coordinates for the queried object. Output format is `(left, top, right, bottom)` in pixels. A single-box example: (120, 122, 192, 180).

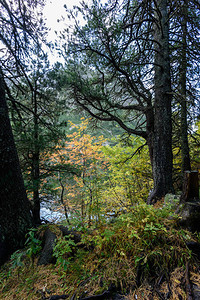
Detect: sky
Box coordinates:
(43, 0, 81, 41)
(43, 0, 83, 63)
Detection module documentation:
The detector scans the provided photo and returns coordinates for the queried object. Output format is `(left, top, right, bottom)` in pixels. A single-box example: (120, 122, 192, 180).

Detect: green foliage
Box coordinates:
(53, 235, 76, 269)
(1, 202, 199, 299)
(9, 56, 67, 213)
(0, 229, 43, 287)
(81, 202, 193, 283)
(101, 136, 153, 214)
(47, 121, 154, 225)
(47, 201, 195, 296)
(25, 228, 42, 258)
(10, 250, 24, 270)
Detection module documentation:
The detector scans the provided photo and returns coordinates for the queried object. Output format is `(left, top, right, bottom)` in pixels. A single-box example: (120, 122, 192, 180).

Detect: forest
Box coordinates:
(0, 0, 200, 299)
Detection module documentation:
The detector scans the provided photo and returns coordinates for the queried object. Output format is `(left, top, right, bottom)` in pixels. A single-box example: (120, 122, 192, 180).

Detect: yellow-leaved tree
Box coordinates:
(44, 119, 154, 225)
(48, 118, 109, 226)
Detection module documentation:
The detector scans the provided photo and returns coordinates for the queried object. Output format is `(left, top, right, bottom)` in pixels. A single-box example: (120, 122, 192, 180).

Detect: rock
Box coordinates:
(186, 241, 200, 260)
(38, 228, 57, 265)
(37, 226, 83, 266)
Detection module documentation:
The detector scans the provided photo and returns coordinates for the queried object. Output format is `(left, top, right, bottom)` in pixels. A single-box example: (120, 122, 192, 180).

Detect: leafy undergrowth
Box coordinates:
(1, 202, 200, 299)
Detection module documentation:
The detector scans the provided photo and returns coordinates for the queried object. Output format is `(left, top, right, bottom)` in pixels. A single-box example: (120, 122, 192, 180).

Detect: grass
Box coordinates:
(0, 200, 200, 299)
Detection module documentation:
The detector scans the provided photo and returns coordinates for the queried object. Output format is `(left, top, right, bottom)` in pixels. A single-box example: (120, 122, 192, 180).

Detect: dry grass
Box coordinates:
(126, 266, 200, 300)
(1, 203, 200, 299)
(0, 261, 69, 300)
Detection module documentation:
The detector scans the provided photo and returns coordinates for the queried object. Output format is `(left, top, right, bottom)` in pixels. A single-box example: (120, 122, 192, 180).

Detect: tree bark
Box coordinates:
(181, 171, 199, 202)
(178, 171, 199, 232)
(148, 0, 174, 204)
(179, 0, 191, 172)
(0, 68, 33, 265)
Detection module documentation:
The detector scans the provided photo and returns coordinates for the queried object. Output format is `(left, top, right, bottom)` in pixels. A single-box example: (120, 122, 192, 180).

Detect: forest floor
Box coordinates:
(1, 200, 200, 300)
(1, 263, 200, 299)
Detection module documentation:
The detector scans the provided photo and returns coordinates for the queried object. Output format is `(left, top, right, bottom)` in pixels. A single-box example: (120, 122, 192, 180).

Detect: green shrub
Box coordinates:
(25, 228, 42, 258)
(82, 202, 194, 283)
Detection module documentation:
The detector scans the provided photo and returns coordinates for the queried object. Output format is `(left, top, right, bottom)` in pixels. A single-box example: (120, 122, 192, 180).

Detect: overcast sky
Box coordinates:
(43, 0, 83, 63)
(43, 0, 81, 41)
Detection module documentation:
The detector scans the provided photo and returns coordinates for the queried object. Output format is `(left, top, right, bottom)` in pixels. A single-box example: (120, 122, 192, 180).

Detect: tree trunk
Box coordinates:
(179, 0, 191, 172)
(31, 86, 41, 225)
(148, 0, 174, 204)
(178, 171, 200, 232)
(181, 171, 199, 203)
(0, 68, 33, 265)
(58, 172, 70, 225)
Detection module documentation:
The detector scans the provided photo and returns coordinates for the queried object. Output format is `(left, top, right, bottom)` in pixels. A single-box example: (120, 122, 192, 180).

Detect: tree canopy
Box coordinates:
(60, 0, 199, 202)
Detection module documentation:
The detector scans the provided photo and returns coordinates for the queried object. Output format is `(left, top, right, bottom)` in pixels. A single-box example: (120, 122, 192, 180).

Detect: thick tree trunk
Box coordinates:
(179, 0, 191, 172)
(0, 68, 33, 265)
(148, 0, 174, 204)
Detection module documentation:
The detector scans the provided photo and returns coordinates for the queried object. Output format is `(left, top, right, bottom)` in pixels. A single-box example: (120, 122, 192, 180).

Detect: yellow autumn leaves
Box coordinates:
(42, 118, 153, 225)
